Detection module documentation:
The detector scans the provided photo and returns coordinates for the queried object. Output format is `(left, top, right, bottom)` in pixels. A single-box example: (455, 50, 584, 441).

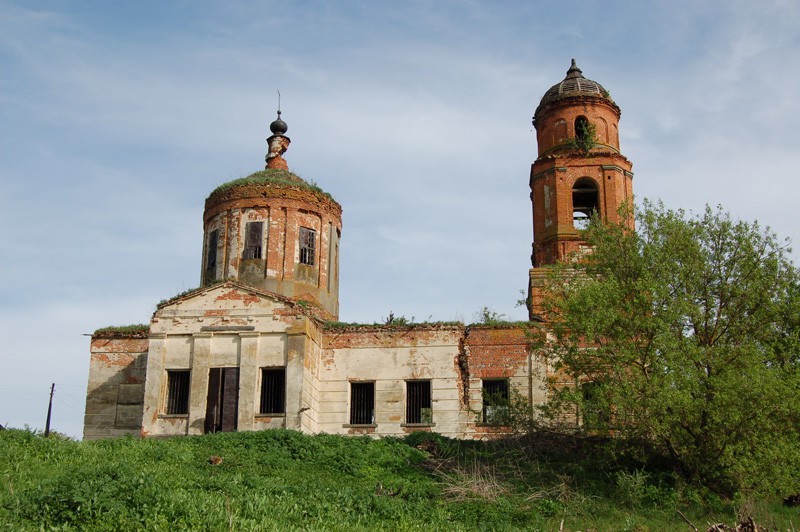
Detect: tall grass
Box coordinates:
(0, 429, 795, 531)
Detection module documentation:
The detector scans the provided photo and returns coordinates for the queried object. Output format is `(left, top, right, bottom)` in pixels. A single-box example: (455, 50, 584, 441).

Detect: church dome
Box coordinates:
(535, 59, 613, 118)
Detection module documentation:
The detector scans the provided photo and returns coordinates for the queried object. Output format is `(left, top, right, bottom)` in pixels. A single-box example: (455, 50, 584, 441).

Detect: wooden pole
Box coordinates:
(44, 383, 55, 437)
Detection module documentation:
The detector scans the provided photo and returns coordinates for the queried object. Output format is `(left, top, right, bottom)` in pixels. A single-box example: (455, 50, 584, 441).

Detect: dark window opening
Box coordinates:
(406, 380, 432, 424)
(581, 382, 611, 430)
(350, 382, 375, 425)
(260, 368, 286, 415)
(572, 178, 599, 230)
(243, 221, 263, 260)
(575, 115, 590, 141)
(299, 227, 316, 266)
(166, 370, 190, 415)
(482, 379, 509, 424)
(205, 230, 219, 283)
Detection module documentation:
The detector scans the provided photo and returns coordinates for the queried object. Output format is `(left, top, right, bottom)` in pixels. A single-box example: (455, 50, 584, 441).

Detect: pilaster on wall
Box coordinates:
(237, 332, 260, 431)
(141, 334, 166, 438)
(186, 334, 212, 435)
(528, 267, 549, 321)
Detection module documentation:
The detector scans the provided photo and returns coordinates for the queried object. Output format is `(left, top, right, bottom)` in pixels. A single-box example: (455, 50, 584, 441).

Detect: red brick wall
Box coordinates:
(465, 326, 532, 379)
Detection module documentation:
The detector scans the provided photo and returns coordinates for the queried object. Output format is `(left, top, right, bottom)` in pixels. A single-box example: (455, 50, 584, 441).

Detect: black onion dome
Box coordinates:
(269, 110, 288, 135)
(535, 59, 613, 117)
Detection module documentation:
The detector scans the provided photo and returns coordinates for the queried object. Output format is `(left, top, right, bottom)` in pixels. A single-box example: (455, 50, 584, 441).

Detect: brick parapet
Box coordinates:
(321, 324, 465, 350)
(465, 326, 535, 379)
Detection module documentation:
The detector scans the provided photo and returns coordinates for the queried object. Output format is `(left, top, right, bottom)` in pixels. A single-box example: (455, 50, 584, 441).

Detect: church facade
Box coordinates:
(83, 61, 633, 440)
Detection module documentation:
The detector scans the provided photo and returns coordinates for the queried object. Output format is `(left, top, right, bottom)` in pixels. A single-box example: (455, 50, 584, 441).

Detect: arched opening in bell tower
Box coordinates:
(574, 116, 590, 141)
(572, 177, 599, 229)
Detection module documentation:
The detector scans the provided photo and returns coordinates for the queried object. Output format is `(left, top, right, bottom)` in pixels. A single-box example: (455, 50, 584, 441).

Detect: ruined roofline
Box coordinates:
(322, 321, 541, 333)
(323, 321, 465, 333)
(92, 324, 150, 339)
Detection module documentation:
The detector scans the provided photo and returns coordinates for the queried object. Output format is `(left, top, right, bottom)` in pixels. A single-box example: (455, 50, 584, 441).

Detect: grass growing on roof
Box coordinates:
(210, 169, 336, 202)
(93, 324, 149, 336)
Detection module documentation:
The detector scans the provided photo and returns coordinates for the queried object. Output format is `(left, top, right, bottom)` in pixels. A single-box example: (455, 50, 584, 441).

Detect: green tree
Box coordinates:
(474, 306, 507, 325)
(538, 201, 800, 495)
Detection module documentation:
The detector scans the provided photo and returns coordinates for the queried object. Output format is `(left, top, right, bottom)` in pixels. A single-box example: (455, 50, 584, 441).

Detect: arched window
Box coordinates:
(574, 116, 590, 141)
(572, 178, 599, 229)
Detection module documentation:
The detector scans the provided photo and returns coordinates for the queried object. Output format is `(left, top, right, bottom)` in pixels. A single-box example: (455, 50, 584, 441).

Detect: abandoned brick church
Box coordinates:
(83, 60, 634, 440)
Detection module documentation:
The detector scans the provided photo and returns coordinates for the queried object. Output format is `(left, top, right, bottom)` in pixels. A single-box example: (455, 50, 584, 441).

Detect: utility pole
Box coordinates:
(44, 383, 55, 437)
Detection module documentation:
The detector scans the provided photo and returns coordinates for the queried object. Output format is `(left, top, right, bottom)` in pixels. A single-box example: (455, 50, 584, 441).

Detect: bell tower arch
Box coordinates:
(528, 60, 634, 318)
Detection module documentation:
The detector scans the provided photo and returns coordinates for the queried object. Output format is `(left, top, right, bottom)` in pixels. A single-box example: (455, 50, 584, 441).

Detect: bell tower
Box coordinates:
(528, 60, 634, 319)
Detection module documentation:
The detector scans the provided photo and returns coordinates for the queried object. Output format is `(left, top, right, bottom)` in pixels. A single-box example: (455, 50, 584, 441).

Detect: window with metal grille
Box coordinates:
(482, 379, 509, 424)
(166, 370, 190, 415)
(259, 368, 286, 414)
(350, 382, 375, 425)
(406, 380, 432, 424)
(205, 229, 219, 283)
(243, 221, 263, 260)
(299, 227, 316, 266)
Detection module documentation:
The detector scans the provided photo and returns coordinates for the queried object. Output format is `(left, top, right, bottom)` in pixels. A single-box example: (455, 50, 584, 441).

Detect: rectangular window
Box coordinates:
(299, 227, 316, 266)
(581, 382, 610, 429)
(259, 368, 286, 414)
(243, 221, 263, 260)
(166, 370, 190, 415)
(406, 380, 432, 424)
(205, 229, 219, 283)
(350, 382, 375, 425)
(482, 379, 509, 424)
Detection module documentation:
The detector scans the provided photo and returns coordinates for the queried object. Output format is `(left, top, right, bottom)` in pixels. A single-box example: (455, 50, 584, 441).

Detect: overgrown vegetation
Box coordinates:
(1, 428, 794, 530)
(473, 306, 507, 324)
(537, 201, 800, 496)
(323, 312, 462, 329)
(93, 324, 149, 336)
(567, 118, 598, 154)
(210, 169, 336, 202)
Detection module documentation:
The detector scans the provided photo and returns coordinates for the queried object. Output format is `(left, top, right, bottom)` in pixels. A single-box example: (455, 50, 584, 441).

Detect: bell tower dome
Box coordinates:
(201, 111, 342, 319)
(528, 60, 634, 318)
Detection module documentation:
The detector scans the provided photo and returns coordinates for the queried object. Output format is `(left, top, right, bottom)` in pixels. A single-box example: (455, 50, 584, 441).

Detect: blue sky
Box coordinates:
(2, 0, 799, 438)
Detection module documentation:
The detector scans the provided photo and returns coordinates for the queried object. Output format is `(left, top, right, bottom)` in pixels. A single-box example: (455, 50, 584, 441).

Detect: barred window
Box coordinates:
(166, 370, 190, 415)
(299, 227, 316, 266)
(406, 380, 432, 424)
(260, 368, 286, 415)
(350, 382, 375, 425)
(482, 379, 509, 424)
(243, 221, 263, 260)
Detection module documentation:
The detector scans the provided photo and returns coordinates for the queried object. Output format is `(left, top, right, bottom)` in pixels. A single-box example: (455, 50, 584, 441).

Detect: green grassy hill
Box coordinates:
(0, 428, 794, 531)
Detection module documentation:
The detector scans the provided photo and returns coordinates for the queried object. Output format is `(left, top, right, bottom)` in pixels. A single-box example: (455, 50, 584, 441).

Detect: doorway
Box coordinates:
(205, 367, 239, 433)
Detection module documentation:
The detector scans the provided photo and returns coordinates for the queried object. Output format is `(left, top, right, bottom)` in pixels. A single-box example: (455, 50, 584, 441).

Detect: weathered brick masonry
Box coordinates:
(84, 60, 632, 440)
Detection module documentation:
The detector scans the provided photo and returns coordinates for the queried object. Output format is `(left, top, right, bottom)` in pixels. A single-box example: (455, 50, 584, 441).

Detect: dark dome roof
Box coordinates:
(270, 110, 288, 135)
(536, 59, 612, 115)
